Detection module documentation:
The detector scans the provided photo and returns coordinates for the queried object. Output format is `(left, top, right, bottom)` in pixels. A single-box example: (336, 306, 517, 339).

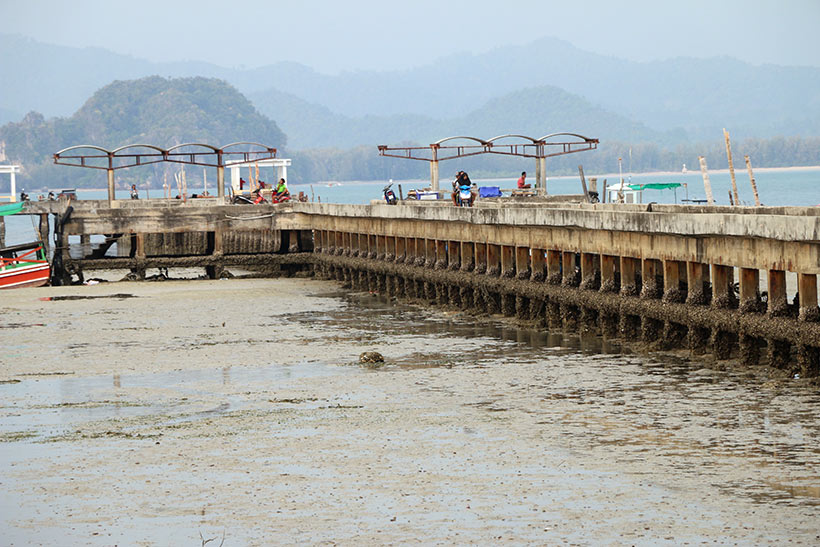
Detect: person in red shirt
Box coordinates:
(517, 171, 530, 189)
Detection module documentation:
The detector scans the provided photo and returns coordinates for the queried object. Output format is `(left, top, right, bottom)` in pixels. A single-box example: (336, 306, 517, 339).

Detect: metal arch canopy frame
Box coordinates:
(54, 142, 278, 171)
(377, 132, 598, 162)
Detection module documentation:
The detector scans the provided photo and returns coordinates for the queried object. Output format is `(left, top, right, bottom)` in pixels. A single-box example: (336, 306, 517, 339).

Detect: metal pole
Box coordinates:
(10, 169, 16, 203)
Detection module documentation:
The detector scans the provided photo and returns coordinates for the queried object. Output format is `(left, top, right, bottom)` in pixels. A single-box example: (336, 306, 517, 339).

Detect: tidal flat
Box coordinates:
(1, 277, 819, 545)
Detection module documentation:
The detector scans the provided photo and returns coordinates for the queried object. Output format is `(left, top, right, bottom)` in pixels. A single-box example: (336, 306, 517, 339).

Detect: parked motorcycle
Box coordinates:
(383, 183, 398, 205)
(231, 189, 268, 204)
(456, 184, 473, 207)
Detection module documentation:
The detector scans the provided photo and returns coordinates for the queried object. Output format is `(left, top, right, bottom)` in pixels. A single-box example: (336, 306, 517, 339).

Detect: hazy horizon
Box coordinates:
(4, 0, 820, 74)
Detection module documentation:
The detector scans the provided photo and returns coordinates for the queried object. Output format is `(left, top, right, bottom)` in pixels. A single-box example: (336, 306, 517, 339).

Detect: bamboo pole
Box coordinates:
(744, 155, 761, 206)
(698, 156, 715, 205)
(723, 128, 740, 206)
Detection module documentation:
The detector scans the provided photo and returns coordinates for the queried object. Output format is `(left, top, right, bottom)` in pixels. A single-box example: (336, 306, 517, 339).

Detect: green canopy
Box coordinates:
(0, 202, 24, 216)
(626, 183, 682, 191)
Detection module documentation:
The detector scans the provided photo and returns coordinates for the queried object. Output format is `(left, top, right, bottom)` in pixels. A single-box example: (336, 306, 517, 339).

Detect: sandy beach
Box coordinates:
(2, 277, 820, 545)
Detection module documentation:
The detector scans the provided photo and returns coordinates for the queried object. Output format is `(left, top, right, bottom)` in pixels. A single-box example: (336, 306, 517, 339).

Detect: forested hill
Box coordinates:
(250, 85, 673, 150)
(0, 76, 286, 189)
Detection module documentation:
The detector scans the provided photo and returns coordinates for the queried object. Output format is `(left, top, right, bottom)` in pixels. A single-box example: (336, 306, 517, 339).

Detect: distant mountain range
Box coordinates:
(2, 33, 819, 147)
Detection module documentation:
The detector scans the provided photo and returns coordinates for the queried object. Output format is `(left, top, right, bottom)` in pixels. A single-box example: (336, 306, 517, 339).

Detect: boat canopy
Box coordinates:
(0, 202, 24, 216)
(626, 183, 682, 191)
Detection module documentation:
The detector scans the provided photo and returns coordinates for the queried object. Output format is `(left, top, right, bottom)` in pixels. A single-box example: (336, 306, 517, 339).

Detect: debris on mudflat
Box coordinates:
(359, 351, 385, 364)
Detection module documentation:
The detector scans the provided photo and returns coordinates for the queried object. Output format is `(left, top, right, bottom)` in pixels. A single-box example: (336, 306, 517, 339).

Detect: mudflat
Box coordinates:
(1, 278, 819, 545)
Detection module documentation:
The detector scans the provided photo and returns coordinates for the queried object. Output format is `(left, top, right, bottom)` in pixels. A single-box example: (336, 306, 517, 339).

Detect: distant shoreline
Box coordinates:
(30, 164, 820, 193)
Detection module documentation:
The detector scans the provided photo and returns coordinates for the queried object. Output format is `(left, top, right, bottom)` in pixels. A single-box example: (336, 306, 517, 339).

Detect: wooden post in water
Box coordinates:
(578, 166, 590, 203)
(744, 155, 761, 206)
(723, 129, 740, 206)
(698, 156, 715, 205)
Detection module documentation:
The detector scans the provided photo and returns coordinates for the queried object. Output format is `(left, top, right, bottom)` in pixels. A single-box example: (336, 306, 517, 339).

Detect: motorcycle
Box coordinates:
(231, 189, 268, 204)
(383, 183, 398, 205)
(456, 184, 473, 207)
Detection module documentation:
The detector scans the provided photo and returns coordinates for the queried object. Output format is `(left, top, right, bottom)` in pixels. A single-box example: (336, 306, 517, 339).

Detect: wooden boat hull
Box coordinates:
(0, 241, 51, 289)
(0, 261, 51, 289)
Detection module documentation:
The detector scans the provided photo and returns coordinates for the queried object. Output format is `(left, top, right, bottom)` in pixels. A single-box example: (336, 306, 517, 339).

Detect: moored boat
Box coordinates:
(0, 241, 51, 289)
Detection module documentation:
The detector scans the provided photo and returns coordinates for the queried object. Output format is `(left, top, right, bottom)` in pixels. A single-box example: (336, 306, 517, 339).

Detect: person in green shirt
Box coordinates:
(273, 178, 290, 203)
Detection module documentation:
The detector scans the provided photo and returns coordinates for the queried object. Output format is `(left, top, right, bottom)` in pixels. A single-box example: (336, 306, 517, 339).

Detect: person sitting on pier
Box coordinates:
(130, 184, 139, 199)
(517, 171, 530, 189)
(273, 178, 290, 203)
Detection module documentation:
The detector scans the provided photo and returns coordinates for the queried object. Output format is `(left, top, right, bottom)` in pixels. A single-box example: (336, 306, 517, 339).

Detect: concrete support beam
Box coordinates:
(107, 168, 115, 204)
(475, 242, 487, 274)
(395, 236, 406, 262)
(501, 245, 515, 278)
(547, 250, 562, 285)
(425, 238, 436, 267)
(712, 264, 733, 309)
(369, 234, 377, 258)
(768, 269, 788, 316)
(487, 244, 500, 276)
(531, 248, 545, 281)
(385, 236, 395, 260)
(379, 235, 388, 259)
(620, 256, 640, 296)
(435, 240, 447, 269)
(562, 251, 578, 287)
(600, 254, 617, 293)
(135, 233, 146, 259)
(663, 260, 685, 302)
(516, 247, 530, 280)
(798, 273, 819, 322)
(641, 258, 661, 299)
(448, 240, 460, 270)
(212, 227, 223, 256)
(580, 252, 599, 290)
(739, 268, 762, 313)
(430, 160, 440, 192)
(461, 241, 475, 271)
(686, 262, 709, 304)
(536, 157, 546, 196)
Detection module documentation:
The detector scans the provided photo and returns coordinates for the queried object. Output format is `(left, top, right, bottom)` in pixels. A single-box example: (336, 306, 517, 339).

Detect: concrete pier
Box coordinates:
(20, 197, 820, 374)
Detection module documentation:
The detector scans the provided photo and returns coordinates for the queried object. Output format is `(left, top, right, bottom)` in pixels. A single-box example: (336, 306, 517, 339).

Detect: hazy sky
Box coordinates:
(3, 0, 820, 72)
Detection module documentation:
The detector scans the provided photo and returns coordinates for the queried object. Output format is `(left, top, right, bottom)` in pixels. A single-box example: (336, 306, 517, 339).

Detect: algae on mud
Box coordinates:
(1, 277, 819, 545)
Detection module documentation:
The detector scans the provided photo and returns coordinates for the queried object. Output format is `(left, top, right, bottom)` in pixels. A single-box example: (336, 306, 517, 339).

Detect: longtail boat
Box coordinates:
(0, 241, 50, 289)
(0, 202, 51, 289)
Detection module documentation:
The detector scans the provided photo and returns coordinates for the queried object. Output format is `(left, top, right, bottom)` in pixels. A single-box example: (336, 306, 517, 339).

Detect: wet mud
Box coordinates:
(2, 276, 820, 545)
(315, 253, 820, 377)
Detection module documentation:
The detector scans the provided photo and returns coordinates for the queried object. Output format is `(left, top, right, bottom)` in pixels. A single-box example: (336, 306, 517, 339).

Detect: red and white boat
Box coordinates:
(0, 241, 51, 289)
